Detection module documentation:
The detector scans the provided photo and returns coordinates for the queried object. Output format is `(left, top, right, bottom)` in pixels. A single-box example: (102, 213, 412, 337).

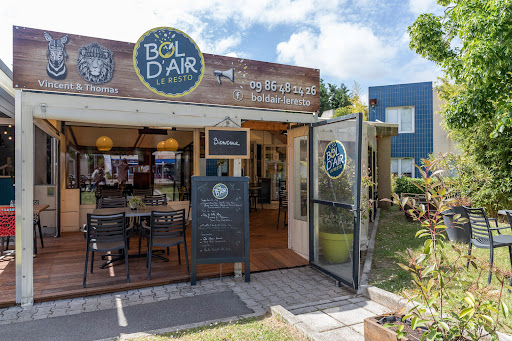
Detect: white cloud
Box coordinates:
(276, 20, 396, 81)
(408, 0, 442, 15)
(0, 0, 348, 68)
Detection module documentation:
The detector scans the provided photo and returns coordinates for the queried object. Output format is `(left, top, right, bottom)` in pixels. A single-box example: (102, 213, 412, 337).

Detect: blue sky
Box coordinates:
(1, 0, 443, 102)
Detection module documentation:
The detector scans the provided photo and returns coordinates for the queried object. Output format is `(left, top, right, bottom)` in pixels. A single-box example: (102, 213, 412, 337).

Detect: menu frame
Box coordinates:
(190, 176, 250, 285)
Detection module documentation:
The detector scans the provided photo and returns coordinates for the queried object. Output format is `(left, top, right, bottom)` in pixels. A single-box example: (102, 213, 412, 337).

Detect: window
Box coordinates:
(391, 158, 414, 178)
(386, 106, 414, 133)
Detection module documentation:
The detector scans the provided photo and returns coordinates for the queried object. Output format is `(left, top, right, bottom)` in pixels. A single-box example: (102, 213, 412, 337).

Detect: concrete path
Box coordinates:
(0, 267, 369, 340)
(272, 294, 390, 341)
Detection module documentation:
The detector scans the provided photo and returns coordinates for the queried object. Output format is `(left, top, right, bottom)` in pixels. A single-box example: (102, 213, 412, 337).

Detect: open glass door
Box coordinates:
(309, 113, 363, 289)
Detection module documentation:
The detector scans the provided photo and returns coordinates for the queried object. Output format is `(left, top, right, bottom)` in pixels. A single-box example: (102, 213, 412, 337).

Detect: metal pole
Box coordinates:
(15, 90, 35, 306)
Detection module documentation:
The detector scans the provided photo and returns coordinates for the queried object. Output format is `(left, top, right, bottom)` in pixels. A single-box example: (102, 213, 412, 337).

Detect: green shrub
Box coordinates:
(394, 176, 425, 197)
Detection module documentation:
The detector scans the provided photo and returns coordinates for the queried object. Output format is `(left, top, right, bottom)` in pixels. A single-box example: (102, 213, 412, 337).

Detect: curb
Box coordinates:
(99, 307, 268, 341)
(270, 305, 319, 341)
(358, 208, 380, 295)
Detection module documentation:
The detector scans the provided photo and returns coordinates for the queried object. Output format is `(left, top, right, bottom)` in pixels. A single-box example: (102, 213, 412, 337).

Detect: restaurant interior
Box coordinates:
(0, 120, 309, 307)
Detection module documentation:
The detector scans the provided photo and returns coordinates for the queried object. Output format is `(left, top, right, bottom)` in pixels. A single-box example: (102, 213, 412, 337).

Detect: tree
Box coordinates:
(319, 79, 330, 115)
(409, 1, 512, 214)
(408, 0, 512, 135)
(334, 81, 369, 120)
(318, 79, 351, 116)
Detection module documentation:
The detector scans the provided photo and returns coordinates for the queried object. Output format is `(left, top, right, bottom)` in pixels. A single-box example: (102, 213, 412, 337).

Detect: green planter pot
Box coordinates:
(319, 232, 353, 263)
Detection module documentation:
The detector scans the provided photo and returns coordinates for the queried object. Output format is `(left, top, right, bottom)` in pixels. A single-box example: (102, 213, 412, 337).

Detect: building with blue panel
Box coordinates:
(368, 82, 436, 178)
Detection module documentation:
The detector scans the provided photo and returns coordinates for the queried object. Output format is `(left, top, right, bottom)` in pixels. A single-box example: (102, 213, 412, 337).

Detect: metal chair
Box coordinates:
(133, 188, 153, 196)
(146, 209, 189, 280)
(83, 212, 130, 287)
(276, 190, 288, 230)
(249, 183, 263, 211)
(33, 200, 44, 253)
(139, 194, 167, 254)
(95, 196, 131, 267)
(97, 196, 127, 209)
(464, 206, 512, 284)
(143, 194, 167, 206)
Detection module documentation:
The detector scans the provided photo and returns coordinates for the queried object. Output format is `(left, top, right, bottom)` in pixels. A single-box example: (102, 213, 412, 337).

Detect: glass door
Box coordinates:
(309, 113, 363, 289)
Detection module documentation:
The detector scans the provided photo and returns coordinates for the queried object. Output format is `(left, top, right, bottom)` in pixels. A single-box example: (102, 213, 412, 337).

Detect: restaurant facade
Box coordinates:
(4, 25, 397, 306)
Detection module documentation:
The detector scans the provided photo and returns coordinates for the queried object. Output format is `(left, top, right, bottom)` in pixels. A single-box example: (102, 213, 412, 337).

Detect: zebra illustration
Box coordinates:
(44, 32, 69, 80)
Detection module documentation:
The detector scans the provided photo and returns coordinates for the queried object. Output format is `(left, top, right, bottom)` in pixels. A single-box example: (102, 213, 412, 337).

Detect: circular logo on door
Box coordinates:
(323, 140, 347, 179)
(133, 27, 205, 97)
(212, 183, 228, 200)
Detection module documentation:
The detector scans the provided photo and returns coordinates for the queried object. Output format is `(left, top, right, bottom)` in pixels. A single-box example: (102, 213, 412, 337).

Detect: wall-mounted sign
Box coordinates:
(13, 26, 319, 113)
(205, 127, 250, 159)
(323, 140, 347, 179)
(191, 176, 250, 285)
(133, 27, 204, 97)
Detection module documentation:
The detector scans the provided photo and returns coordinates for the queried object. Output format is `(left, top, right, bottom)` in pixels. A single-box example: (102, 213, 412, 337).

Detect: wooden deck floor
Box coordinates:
(0, 209, 308, 307)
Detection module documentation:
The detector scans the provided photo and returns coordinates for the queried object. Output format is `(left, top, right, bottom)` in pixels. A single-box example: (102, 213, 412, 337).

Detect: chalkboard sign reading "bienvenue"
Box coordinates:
(205, 127, 250, 159)
(191, 176, 250, 285)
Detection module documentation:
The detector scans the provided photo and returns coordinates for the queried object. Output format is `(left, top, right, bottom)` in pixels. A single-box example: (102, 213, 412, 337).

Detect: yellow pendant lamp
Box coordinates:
(157, 140, 166, 151)
(164, 138, 178, 151)
(96, 136, 113, 151)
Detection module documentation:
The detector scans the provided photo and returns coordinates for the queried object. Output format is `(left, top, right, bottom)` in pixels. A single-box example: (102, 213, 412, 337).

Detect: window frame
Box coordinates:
(385, 106, 415, 134)
(391, 157, 415, 178)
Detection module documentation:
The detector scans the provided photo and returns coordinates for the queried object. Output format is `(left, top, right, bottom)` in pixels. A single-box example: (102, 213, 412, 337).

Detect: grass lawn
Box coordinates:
(370, 206, 512, 333)
(130, 315, 306, 341)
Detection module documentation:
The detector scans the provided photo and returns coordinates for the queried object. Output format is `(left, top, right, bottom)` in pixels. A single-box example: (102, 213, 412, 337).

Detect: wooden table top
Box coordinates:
(92, 206, 176, 217)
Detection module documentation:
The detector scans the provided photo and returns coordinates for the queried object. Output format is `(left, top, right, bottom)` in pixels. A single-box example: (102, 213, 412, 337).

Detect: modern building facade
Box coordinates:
(368, 81, 457, 178)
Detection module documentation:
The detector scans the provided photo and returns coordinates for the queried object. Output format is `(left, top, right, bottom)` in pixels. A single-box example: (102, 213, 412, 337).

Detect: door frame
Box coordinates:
(287, 125, 309, 259)
(308, 113, 363, 289)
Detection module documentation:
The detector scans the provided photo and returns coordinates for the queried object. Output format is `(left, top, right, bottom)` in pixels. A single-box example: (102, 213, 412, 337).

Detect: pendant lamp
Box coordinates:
(164, 138, 178, 151)
(96, 136, 113, 151)
(157, 140, 166, 151)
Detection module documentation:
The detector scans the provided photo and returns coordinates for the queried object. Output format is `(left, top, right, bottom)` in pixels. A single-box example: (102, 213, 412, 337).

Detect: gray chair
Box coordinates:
(97, 196, 127, 209)
(146, 209, 189, 280)
(276, 190, 288, 230)
(83, 212, 129, 287)
(33, 200, 44, 254)
(464, 206, 512, 284)
(139, 194, 168, 254)
(143, 194, 167, 206)
(133, 188, 153, 196)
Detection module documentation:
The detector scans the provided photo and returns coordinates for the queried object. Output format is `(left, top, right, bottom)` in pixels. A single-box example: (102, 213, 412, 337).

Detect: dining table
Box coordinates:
(91, 205, 177, 268)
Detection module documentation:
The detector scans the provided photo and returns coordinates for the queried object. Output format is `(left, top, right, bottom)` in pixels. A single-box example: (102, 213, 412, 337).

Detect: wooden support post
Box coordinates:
(193, 129, 200, 176)
(15, 90, 34, 306)
(232, 117, 243, 278)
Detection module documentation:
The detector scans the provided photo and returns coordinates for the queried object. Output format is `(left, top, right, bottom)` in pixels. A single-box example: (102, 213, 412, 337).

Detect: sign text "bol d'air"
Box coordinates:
(133, 27, 205, 97)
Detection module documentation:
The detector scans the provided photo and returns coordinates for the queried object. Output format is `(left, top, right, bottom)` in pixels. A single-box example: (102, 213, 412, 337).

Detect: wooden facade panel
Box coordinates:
(13, 26, 319, 113)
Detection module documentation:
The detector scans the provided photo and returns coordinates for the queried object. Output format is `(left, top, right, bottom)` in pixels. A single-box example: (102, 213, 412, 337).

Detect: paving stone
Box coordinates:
(297, 311, 345, 332)
(350, 322, 365, 335)
(316, 326, 364, 341)
(289, 306, 319, 315)
(324, 304, 376, 326)
(355, 300, 390, 315)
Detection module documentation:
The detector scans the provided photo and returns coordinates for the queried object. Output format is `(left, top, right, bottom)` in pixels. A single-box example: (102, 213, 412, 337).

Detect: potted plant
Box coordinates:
(128, 197, 144, 210)
(377, 158, 510, 341)
(315, 153, 356, 264)
(432, 153, 473, 243)
(441, 195, 472, 243)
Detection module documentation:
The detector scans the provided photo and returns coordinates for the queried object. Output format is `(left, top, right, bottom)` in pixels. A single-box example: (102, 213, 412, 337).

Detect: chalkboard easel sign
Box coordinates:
(191, 176, 250, 285)
(205, 127, 250, 159)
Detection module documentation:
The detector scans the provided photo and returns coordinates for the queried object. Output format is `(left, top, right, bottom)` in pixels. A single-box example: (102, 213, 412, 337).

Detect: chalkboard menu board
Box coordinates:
(205, 127, 250, 159)
(191, 176, 250, 285)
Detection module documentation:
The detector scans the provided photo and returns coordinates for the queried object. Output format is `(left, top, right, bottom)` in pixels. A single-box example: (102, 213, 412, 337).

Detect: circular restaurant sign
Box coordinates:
(133, 27, 205, 97)
(212, 183, 229, 200)
(323, 140, 347, 179)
